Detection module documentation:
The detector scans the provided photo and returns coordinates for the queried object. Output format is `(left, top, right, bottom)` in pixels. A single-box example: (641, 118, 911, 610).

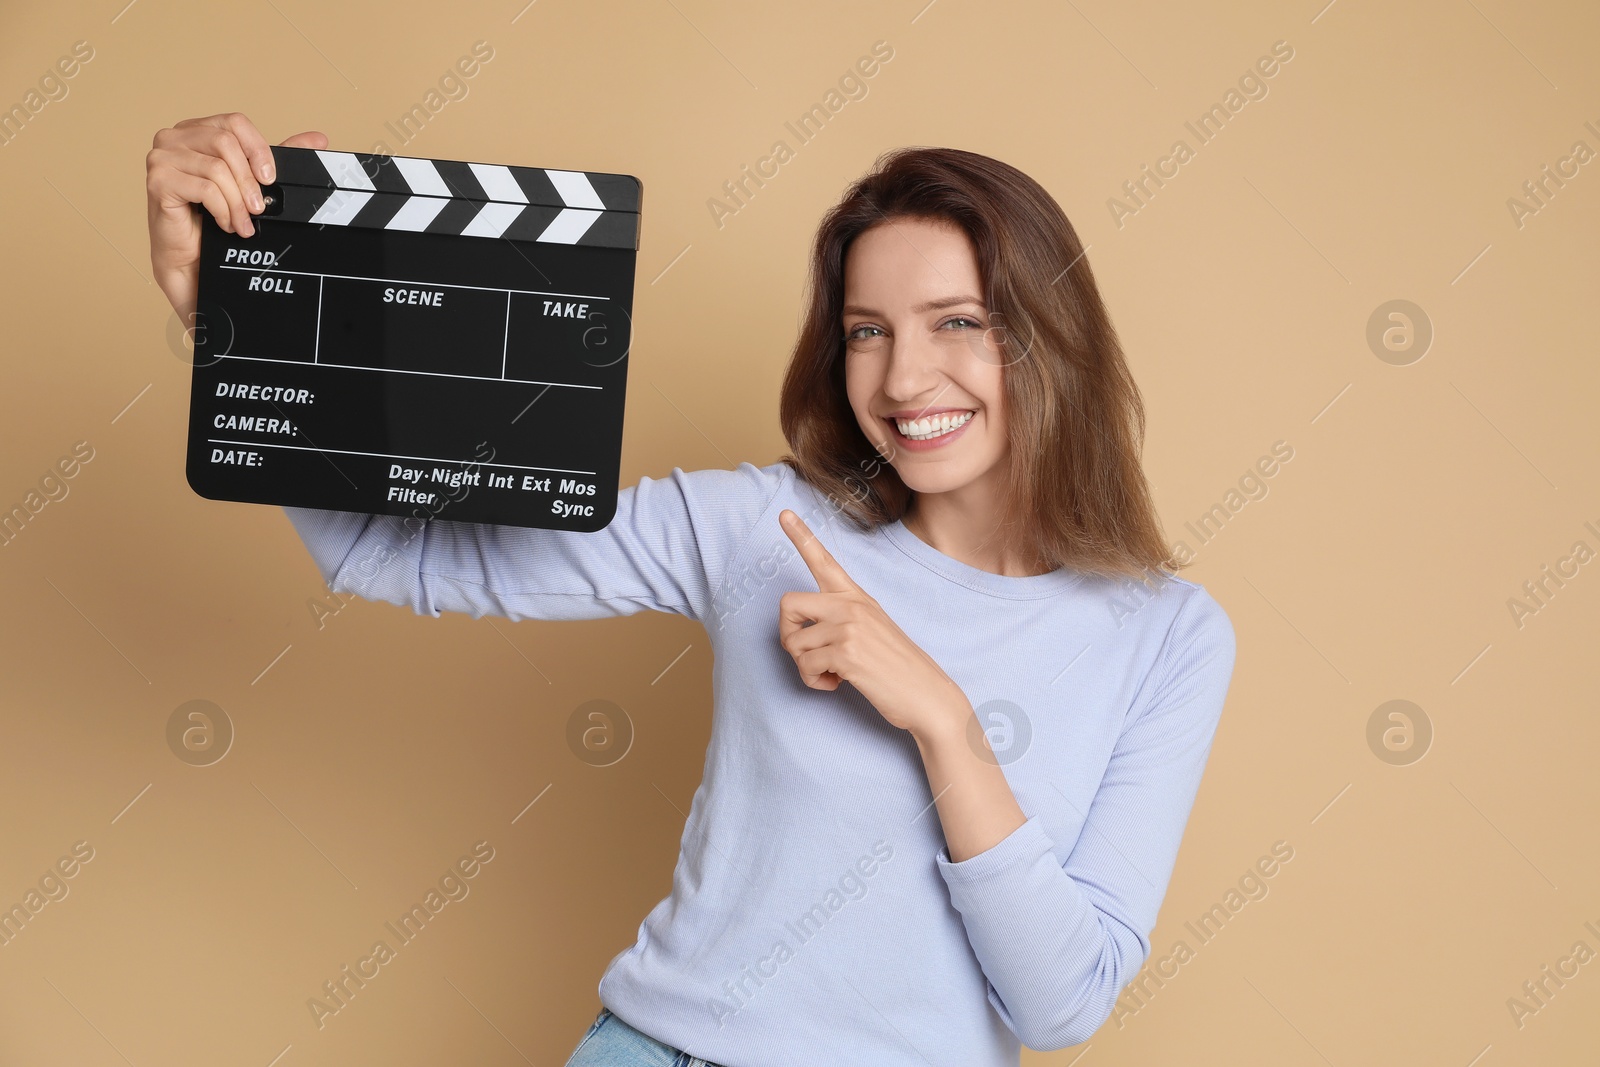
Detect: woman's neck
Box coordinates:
(902, 485, 1051, 578)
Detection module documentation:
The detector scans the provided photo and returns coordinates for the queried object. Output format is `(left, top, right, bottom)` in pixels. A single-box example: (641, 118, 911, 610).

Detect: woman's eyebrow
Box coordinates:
(842, 295, 986, 317)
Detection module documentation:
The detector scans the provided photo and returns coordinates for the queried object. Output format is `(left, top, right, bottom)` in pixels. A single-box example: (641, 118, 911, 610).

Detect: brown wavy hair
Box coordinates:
(776, 146, 1179, 582)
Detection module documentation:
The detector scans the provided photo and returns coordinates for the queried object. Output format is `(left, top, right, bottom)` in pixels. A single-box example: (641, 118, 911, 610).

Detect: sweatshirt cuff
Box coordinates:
(934, 814, 1054, 884)
(282, 506, 371, 587)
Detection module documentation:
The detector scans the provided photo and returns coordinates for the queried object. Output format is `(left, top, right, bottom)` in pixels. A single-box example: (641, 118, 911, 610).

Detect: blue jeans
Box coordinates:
(562, 1007, 727, 1067)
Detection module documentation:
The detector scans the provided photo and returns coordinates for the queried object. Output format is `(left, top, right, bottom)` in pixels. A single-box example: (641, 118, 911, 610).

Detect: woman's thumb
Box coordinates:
(277, 130, 329, 150)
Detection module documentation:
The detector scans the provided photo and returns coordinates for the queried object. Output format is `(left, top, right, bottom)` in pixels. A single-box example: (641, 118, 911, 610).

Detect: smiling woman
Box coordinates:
(150, 114, 1235, 1067)
(284, 148, 1234, 1066)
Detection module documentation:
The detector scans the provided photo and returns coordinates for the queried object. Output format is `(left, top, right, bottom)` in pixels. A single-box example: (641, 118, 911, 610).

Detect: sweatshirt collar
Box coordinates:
(879, 519, 1084, 600)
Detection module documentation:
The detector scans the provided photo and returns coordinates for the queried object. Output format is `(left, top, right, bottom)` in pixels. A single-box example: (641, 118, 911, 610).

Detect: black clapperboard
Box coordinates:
(184, 144, 642, 532)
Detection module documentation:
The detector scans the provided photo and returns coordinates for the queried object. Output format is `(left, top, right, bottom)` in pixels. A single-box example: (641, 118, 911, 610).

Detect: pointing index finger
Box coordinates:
(780, 510, 856, 593)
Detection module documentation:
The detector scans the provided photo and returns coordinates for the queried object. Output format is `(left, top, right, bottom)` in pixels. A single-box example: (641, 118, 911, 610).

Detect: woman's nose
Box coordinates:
(882, 338, 943, 400)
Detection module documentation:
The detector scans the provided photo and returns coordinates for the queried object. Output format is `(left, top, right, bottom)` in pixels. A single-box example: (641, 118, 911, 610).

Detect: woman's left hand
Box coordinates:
(776, 509, 968, 738)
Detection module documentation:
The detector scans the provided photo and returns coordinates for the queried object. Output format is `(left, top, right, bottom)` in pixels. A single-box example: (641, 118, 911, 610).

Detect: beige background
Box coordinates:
(2, 0, 1597, 1063)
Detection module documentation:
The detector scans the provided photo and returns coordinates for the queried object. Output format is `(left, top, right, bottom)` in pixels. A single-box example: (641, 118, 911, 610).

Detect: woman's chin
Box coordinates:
(894, 465, 975, 496)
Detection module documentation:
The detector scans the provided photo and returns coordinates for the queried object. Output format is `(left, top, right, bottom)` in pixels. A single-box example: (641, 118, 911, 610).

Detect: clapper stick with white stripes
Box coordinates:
(262, 146, 643, 248)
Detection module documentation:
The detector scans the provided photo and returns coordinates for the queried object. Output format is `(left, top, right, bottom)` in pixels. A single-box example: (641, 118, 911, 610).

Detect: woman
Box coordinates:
(147, 114, 1236, 1067)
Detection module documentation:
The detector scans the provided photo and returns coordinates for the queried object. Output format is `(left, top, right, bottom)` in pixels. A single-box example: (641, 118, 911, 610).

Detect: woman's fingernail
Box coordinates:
(262, 162, 274, 182)
(251, 193, 263, 211)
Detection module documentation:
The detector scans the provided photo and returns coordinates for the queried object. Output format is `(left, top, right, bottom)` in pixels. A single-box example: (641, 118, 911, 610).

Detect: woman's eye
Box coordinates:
(845, 317, 982, 342)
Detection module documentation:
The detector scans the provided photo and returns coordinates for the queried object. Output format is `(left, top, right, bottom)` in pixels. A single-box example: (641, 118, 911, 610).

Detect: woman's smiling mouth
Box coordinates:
(884, 409, 978, 450)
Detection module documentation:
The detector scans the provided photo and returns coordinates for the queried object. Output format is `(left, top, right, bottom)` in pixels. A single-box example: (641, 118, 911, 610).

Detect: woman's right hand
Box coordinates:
(146, 112, 328, 324)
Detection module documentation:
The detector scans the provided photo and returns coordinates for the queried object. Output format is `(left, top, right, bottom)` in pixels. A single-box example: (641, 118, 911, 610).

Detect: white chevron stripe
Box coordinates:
(391, 156, 451, 197)
(537, 207, 602, 244)
(309, 188, 374, 225)
(315, 151, 375, 191)
(545, 169, 606, 209)
(385, 195, 450, 232)
(467, 163, 528, 203)
(461, 201, 526, 238)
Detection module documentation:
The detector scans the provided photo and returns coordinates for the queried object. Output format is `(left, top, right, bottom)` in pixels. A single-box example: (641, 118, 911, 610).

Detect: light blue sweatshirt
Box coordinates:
(283, 459, 1236, 1065)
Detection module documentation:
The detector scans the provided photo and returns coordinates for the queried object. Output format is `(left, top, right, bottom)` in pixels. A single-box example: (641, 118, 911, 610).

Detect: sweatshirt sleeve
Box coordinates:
(932, 585, 1237, 1050)
(281, 461, 787, 625)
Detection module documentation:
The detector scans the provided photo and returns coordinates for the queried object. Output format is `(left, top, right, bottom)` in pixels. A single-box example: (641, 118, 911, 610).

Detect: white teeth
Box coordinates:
(894, 410, 974, 440)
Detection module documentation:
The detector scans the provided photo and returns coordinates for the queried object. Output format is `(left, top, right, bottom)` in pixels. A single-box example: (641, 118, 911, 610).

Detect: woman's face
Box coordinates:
(842, 217, 1009, 498)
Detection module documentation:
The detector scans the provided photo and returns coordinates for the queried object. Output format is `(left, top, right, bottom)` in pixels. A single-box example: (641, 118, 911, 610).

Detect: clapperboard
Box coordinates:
(184, 144, 642, 532)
